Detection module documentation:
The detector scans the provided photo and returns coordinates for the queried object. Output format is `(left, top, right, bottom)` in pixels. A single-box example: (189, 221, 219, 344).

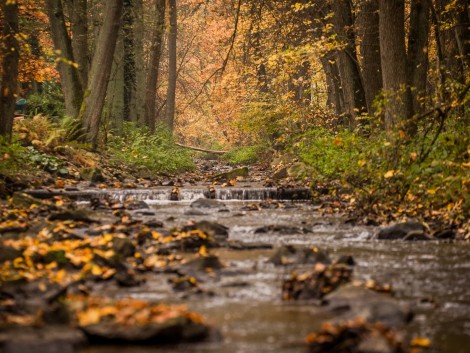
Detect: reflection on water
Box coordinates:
(82, 201, 470, 353)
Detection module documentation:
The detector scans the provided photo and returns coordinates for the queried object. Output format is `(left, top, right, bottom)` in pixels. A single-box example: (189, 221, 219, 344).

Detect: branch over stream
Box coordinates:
(175, 143, 228, 155)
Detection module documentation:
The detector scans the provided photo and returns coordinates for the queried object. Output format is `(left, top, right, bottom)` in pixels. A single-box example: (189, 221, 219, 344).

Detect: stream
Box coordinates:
(69, 186, 470, 353)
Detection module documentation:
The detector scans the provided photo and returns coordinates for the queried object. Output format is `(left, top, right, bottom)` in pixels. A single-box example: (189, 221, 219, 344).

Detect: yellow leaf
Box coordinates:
(384, 170, 396, 178)
(411, 337, 431, 348)
(357, 160, 366, 167)
(198, 246, 208, 257)
(91, 264, 103, 276)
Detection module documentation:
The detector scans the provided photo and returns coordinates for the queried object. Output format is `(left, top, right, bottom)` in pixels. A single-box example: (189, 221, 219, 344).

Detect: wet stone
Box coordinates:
(82, 317, 210, 344)
(181, 221, 229, 242)
(325, 285, 412, 328)
(376, 221, 426, 240)
(269, 245, 331, 266)
(190, 198, 227, 209)
(282, 263, 353, 301)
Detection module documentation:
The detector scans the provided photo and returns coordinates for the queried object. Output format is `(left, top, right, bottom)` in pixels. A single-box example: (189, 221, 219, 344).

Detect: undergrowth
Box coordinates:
(223, 145, 268, 165)
(107, 123, 194, 173)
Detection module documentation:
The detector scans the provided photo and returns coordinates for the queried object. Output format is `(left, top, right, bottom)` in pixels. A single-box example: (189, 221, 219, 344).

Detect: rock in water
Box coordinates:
(376, 221, 426, 240)
(190, 198, 226, 209)
(269, 245, 331, 266)
(211, 167, 249, 181)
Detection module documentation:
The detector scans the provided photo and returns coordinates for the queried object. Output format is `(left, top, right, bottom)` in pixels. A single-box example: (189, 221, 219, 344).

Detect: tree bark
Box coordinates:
(145, 0, 166, 130)
(81, 0, 123, 149)
(379, 0, 414, 139)
(407, 0, 430, 115)
(45, 0, 83, 118)
(65, 0, 88, 88)
(105, 29, 125, 131)
(0, 0, 19, 139)
(320, 54, 344, 116)
(357, 0, 383, 115)
(331, 0, 367, 126)
(165, 0, 177, 132)
(133, 0, 146, 125)
(123, 0, 136, 122)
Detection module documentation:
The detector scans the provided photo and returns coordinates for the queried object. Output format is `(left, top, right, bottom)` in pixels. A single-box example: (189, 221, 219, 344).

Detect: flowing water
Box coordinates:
(59, 187, 469, 353)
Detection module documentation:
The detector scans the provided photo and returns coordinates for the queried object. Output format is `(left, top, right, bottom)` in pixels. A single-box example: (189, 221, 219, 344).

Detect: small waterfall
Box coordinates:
(27, 187, 311, 202)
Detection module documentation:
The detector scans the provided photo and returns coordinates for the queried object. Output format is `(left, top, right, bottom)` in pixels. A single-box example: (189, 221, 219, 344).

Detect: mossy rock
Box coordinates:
(211, 167, 249, 181)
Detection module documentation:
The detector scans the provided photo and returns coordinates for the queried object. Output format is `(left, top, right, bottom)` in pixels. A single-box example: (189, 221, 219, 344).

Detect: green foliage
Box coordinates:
(297, 109, 469, 219)
(0, 138, 26, 175)
(107, 123, 194, 173)
(25, 146, 68, 175)
(223, 145, 268, 165)
(25, 82, 65, 118)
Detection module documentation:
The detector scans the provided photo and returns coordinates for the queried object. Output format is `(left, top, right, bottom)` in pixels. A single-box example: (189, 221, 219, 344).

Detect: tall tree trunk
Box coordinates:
(45, 0, 83, 118)
(123, 0, 136, 122)
(320, 54, 344, 115)
(145, 0, 166, 130)
(133, 0, 146, 125)
(407, 0, 430, 115)
(379, 0, 414, 139)
(165, 0, 177, 132)
(331, 0, 367, 127)
(81, 0, 123, 149)
(0, 0, 19, 139)
(357, 0, 383, 115)
(105, 29, 125, 131)
(65, 0, 88, 88)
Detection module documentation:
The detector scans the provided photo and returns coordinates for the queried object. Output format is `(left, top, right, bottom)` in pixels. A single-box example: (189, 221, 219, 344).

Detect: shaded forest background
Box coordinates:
(0, 0, 469, 226)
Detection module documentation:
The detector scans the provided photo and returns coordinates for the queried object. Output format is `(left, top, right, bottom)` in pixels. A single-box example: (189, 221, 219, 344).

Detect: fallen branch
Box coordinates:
(175, 143, 228, 155)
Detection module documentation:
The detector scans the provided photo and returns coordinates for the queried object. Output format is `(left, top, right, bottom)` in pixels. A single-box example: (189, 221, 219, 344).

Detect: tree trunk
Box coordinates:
(123, 0, 136, 122)
(133, 0, 146, 125)
(145, 0, 166, 130)
(105, 29, 125, 131)
(81, 0, 123, 149)
(357, 0, 383, 115)
(0, 0, 19, 139)
(165, 0, 177, 132)
(407, 0, 430, 115)
(331, 0, 367, 127)
(65, 0, 88, 88)
(379, 0, 414, 139)
(320, 54, 344, 116)
(45, 0, 83, 119)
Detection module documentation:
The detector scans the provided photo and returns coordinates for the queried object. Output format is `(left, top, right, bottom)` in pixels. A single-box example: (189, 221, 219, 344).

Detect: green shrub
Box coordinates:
(0, 138, 26, 175)
(107, 123, 194, 173)
(223, 145, 269, 165)
(25, 81, 65, 118)
(25, 146, 68, 175)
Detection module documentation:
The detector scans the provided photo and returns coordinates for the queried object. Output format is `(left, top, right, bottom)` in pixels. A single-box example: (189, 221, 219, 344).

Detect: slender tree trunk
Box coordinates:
(65, 0, 88, 88)
(145, 0, 166, 130)
(331, 0, 367, 127)
(45, 0, 83, 118)
(123, 0, 136, 122)
(133, 0, 146, 124)
(165, 0, 177, 132)
(320, 54, 344, 115)
(0, 0, 19, 139)
(81, 0, 123, 149)
(379, 0, 414, 139)
(407, 0, 430, 115)
(357, 0, 383, 115)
